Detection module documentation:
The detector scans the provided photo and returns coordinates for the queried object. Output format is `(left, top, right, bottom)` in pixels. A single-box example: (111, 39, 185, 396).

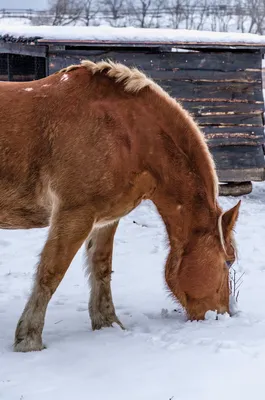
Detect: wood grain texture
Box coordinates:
(160, 80, 263, 102)
(196, 114, 263, 127)
(49, 49, 261, 72)
(180, 101, 264, 115)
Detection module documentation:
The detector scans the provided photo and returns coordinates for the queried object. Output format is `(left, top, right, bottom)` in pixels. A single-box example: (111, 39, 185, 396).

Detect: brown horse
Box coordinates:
(0, 60, 240, 352)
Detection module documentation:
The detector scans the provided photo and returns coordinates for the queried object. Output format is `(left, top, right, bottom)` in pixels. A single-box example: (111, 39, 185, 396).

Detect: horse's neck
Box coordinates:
(153, 175, 217, 251)
(151, 94, 218, 208)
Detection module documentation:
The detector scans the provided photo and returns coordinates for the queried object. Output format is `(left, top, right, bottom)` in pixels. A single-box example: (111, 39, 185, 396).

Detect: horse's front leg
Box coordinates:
(14, 206, 94, 352)
(86, 221, 124, 330)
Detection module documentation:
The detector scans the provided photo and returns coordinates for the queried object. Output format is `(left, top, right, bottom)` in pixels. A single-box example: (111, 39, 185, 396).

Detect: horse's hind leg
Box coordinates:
(86, 222, 124, 330)
(14, 206, 94, 352)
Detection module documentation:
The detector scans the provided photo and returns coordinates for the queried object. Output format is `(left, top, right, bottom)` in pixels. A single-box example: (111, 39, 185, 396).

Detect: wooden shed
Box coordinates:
(1, 25, 265, 195)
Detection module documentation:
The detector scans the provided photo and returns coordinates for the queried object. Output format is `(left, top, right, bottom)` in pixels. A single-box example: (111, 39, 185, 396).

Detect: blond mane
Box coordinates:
(58, 59, 219, 202)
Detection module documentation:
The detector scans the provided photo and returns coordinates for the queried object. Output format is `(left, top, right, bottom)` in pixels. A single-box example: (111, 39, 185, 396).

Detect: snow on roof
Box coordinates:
(1, 24, 265, 47)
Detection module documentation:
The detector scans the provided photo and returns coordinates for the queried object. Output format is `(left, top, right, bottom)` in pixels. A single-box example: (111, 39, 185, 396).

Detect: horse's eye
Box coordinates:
(225, 260, 233, 268)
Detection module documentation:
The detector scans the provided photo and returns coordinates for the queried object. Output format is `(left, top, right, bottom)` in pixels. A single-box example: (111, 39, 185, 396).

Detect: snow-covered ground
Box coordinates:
(0, 18, 31, 25)
(1, 182, 265, 400)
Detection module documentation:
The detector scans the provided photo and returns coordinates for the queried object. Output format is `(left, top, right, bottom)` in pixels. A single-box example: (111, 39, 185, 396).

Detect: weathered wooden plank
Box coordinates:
(152, 69, 262, 82)
(207, 135, 263, 147)
(0, 42, 47, 58)
(218, 167, 265, 182)
(40, 39, 265, 50)
(212, 145, 265, 173)
(181, 100, 264, 115)
(195, 113, 263, 126)
(93, 51, 262, 72)
(202, 126, 264, 147)
(162, 80, 263, 102)
(203, 126, 264, 135)
(201, 125, 264, 138)
(48, 51, 261, 73)
(219, 182, 253, 196)
(262, 67, 265, 82)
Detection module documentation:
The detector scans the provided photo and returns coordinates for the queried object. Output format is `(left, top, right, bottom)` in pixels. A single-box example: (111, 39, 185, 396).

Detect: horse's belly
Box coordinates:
(0, 206, 49, 229)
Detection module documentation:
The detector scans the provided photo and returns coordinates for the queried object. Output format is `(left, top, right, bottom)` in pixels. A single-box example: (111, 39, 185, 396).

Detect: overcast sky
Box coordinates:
(0, 0, 49, 9)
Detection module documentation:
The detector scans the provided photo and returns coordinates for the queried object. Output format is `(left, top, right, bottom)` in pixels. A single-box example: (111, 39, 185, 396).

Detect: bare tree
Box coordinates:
(127, 0, 166, 28)
(80, 0, 99, 25)
(246, 0, 265, 34)
(31, 10, 54, 25)
(181, 0, 200, 30)
(167, 0, 185, 29)
(235, 3, 249, 33)
(129, 0, 152, 28)
(29, 0, 264, 33)
(195, 0, 208, 30)
(49, 0, 83, 26)
(100, 0, 125, 27)
(152, 0, 168, 28)
(209, 4, 234, 32)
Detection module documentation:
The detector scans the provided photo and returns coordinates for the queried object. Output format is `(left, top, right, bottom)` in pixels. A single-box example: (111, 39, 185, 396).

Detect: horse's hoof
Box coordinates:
(91, 314, 125, 331)
(14, 336, 45, 352)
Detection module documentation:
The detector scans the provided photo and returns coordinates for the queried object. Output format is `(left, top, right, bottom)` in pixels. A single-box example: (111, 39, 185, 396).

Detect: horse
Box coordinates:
(0, 59, 240, 352)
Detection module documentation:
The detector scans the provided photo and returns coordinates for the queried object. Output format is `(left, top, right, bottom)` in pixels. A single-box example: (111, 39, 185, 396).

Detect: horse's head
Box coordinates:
(166, 201, 240, 320)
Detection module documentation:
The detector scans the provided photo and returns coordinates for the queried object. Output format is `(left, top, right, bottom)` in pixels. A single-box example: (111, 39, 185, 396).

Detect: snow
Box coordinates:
(1, 182, 265, 399)
(0, 18, 32, 26)
(1, 23, 265, 46)
(60, 74, 69, 82)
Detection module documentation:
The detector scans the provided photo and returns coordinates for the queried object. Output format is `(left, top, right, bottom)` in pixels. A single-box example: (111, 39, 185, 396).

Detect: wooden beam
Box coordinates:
(38, 39, 265, 50)
(48, 50, 262, 72)
(203, 126, 264, 147)
(212, 145, 265, 171)
(217, 168, 265, 182)
(161, 80, 263, 102)
(196, 113, 263, 127)
(0, 42, 47, 58)
(151, 69, 262, 83)
(180, 100, 264, 115)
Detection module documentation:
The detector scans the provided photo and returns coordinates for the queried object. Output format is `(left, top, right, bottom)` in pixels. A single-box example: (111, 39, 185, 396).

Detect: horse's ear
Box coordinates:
(222, 200, 241, 237)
